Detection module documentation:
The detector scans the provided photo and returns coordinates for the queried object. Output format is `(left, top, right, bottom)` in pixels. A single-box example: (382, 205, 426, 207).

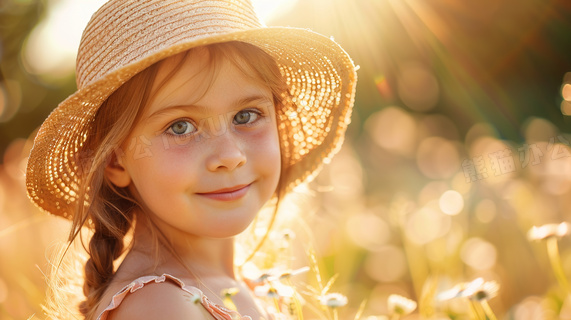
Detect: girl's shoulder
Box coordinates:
(97, 274, 251, 320)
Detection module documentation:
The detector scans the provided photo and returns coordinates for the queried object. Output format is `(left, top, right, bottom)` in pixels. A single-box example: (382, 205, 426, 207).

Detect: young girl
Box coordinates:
(25, 0, 357, 319)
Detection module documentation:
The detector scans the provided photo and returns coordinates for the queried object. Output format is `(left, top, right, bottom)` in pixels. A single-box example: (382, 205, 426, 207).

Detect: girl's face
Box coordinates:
(106, 49, 281, 239)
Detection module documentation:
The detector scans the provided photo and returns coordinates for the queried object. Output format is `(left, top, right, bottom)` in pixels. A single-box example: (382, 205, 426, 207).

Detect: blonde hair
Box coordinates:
(48, 41, 291, 319)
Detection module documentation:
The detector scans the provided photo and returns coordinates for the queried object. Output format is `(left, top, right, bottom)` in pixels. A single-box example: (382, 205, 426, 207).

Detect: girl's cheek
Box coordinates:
(246, 126, 281, 160)
(129, 141, 195, 187)
(148, 136, 198, 161)
(124, 134, 191, 166)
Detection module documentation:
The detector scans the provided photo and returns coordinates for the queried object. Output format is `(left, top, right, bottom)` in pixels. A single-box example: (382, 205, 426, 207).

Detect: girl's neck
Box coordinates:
(130, 215, 236, 279)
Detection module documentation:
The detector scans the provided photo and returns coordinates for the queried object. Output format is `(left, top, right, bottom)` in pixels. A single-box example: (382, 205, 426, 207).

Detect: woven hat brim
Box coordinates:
(26, 27, 357, 219)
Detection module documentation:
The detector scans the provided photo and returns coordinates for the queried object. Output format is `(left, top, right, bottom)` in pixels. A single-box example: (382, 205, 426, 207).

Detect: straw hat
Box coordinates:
(25, 0, 357, 220)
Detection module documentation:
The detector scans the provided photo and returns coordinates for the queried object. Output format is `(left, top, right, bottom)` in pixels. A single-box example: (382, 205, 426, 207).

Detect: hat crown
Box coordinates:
(76, 0, 262, 89)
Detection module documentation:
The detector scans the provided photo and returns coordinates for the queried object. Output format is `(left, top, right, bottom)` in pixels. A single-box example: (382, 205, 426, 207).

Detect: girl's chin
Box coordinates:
(163, 218, 256, 239)
(202, 221, 255, 238)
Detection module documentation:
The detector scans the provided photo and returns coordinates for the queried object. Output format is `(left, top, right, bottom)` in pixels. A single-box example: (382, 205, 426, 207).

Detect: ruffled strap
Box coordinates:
(97, 274, 252, 320)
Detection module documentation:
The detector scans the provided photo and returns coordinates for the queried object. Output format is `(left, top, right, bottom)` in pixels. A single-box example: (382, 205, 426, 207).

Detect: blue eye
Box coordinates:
(167, 120, 195, 135)
(233, 110, 260, 125)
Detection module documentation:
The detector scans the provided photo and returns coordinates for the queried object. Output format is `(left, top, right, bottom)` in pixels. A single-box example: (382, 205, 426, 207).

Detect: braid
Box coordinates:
(79, 183, 134, 319)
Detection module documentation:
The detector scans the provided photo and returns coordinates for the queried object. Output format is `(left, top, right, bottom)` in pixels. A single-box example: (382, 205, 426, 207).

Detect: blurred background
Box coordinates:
(0, 0, 570, 319)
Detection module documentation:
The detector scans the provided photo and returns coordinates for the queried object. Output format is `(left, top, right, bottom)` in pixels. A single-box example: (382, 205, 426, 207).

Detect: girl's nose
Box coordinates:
(205, 134, 247, 172)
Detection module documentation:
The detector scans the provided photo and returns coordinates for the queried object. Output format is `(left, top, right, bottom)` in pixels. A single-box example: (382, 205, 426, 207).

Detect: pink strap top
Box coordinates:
(96, 274, 252, 320)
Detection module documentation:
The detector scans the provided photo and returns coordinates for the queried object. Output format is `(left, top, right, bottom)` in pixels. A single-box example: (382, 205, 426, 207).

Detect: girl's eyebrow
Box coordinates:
(146, 94, 273, 120)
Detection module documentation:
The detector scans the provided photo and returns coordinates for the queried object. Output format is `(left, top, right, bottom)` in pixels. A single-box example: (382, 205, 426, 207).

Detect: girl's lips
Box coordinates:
(197, 183, 251, 201)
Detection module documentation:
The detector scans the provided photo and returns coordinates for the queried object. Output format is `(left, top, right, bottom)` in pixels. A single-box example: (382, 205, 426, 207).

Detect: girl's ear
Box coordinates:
(104, 151, 131, 187)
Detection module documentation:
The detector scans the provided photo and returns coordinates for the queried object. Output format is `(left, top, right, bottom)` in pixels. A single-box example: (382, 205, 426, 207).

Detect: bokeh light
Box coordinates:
(465, 122, 499, 147)
(397, 62, 440, 112)
(346, 212, 390, 251)
(365, 106, 417, 157)
(468, 136, 516, 184)
(540, 152, 571, 195)
(560, 74, 571, 116)
(365, 245, 407, 282)
(474, 199, 496, 223)
(438, 190, 464, 216)
(405, 205, 451, 245)
(513, 296, 546, 320)
(460, 237, 497, 270)
(563, 84, 571, 102)
(561, 100, 571, 116)
(416, 137, 460, 179)
(418, 181, 448, 206)
(522, 117, 558, 143)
